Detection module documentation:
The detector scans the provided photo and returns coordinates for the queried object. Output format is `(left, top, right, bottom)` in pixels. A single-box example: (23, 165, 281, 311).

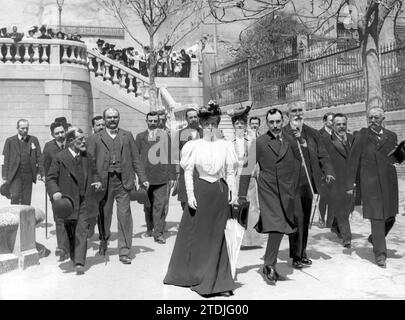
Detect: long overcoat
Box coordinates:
(239, 131, 301, 234)
(46, 149, 101, 220)
(346, 127, 398, 220)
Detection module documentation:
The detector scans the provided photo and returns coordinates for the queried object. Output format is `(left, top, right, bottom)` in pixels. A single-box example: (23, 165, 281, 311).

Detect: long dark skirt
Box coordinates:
(164, 178, 236, 295)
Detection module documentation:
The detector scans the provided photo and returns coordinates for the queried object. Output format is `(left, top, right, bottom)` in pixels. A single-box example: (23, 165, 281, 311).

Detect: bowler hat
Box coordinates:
(52, 195, 74, 220)
(39, 25, 47, 32)
(0, 182, 10, 199)
(130, 186, 150, 206)
(96, 38, 104, 45)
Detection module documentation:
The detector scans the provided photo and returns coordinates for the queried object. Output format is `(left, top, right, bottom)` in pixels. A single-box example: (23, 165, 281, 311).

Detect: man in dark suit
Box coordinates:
(174, 108, 202, 210)
(283, 102, 335, 269)
(42, 121, 69, 261)
(2, 119, 44, 205)
(86, 108, 148, 264)
(46, 127, 102, 274)
(135, 112, 176, 244)
(86, 115, 106, 238)
(324, 113, 354, 248)
(318, 112, 334, 227)
(239, 108, 301, 285)
(346, 107, 399, 268)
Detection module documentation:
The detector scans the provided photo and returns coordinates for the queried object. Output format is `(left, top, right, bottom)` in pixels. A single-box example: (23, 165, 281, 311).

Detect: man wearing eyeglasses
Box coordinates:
(283, 101, 335, 270)
(346, 107, 399, 268)
(86, 108, 148, 264)
(135, 112, 176, 244)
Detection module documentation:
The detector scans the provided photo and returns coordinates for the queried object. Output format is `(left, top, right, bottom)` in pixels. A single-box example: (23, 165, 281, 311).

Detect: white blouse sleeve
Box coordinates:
(225, 141, 238, 198)
(180, 140, 197, 201)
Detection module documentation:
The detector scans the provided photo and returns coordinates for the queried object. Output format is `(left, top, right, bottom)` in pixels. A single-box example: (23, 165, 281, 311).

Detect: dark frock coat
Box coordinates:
(239, 131, 301, 234)
(2, 134, 44, 183)
(283, 123, 335, 196)
(46, 149, 101, 220)
(346, 127, 398, 220)
(324, 133, 354, 225)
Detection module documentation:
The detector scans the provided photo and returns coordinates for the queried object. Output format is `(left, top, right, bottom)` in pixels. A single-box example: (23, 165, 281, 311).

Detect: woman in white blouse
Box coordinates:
(164, 102, 239, 298)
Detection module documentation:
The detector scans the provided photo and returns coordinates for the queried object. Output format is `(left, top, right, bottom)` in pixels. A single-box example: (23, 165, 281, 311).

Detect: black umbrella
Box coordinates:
(97, 198, 109, 265)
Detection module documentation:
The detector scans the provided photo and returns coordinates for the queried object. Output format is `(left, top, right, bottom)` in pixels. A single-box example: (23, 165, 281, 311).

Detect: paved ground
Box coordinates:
(1, 179, 405, 300)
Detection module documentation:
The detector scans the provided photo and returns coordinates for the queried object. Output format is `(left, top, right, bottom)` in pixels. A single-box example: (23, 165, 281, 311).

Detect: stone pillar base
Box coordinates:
(19, 249, 39, 270)
(0, 253, 19, 275)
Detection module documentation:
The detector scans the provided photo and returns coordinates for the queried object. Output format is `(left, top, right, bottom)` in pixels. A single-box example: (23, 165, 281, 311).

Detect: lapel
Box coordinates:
(278, 138, 289, 162)
(81, 152, 89, 187)
(331, 133, 348, 159)
(117, 129, 126, 153)
(377, 128, 389, 150)
(100, 130, 111, 151)
(266, 131, 288, 162)
(60, 149, 79, 182)
(11, 135, 20, 155)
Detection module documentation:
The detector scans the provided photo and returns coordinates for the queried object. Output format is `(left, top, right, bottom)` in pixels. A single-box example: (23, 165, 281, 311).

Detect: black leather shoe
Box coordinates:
(262, 266, 277, 285)
(343, 241, 352, 249)
(154, 236, 166, 244)
(145, 230, 153, 237)
(292, 260, 304, 269)
(59, 252, 70, 262)
(376, 256, 386, 268)
(119, 256, 132, 264)
(301, 257, 312, 266)
(368, 235, 373, 245)
(219, 291, 234, 297)
(75, 264, 85, 275)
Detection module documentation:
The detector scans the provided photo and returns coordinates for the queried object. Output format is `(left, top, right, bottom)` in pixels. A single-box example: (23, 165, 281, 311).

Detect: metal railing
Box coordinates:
(250, 54, 301, 108)
(210, 41, 405, 112)
(210, 60, 249, 106)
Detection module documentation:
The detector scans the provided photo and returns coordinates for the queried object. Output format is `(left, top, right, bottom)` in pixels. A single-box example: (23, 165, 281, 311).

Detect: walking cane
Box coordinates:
(296, 141, 320, 229)
(45, 192, 48, 239)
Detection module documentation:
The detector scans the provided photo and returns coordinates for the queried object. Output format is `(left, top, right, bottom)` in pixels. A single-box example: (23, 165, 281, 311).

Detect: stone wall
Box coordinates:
(0, 80, 50, 154)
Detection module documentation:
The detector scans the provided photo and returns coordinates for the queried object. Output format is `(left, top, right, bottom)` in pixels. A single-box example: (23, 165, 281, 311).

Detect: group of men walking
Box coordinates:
(238, 102, 402, 285)
(1, 102, 402, 282)
(1, 108, 180, 274)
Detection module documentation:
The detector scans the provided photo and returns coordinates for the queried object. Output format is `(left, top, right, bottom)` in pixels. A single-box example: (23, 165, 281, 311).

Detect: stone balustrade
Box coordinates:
(88, 49, 150, 100)
(0, 38, 88, 67)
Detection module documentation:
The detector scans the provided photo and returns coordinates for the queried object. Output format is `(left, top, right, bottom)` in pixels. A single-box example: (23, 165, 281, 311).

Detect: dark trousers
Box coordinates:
(53, 210, 70, 253)
(264, 232, 284, 267)
(318, 185, 331, 221)
(289, 195, 312, 260)
(370, 217, 395, 259)
(144, 183, 169, 238)
(181, 201, 186, 211)
(103, 172, 132, 257)
(329, 196, 352, 243)
(9, 172, 33, 205)
(64, 201, 89, 266)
